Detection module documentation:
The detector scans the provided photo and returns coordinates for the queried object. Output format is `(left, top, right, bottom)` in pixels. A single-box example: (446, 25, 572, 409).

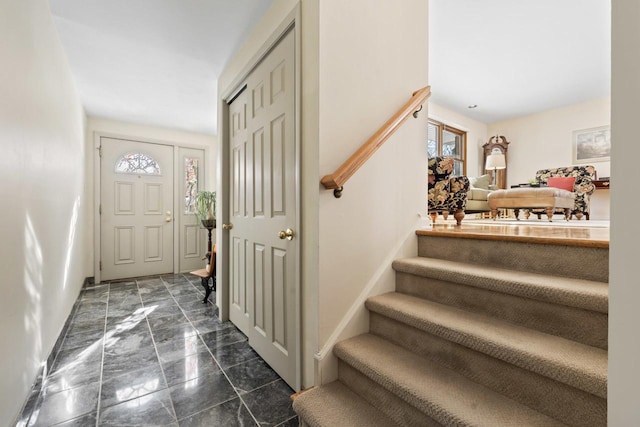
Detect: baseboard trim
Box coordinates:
(291, 386, 316, 401)
(83, 276, 95, 288)
(15, 277, 92, 425)
(314, 218, 423, 384)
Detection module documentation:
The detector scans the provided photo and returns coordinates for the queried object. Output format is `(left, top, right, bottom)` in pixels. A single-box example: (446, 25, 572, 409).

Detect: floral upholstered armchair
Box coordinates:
(428, 156, 470, 225)
(534, 165, 597, 219)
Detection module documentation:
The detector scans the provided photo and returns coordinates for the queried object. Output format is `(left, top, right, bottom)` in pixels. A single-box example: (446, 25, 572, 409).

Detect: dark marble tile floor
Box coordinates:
(17, 274, 298, 426)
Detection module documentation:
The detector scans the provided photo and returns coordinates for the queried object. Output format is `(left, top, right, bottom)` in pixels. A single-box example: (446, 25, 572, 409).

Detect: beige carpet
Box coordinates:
(294, 231, 608, 427)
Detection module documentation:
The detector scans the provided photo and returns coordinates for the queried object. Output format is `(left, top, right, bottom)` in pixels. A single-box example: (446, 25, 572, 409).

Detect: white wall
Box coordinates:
(88, 117, 216, 149)
(609, 0, 640, 424)
(316, 0, 428, 381)
(488, 97, 611, 186)
(429, 102, 488, 177)
(487, 97, 611, 219)
(0, 1, 88, 424)
(218, 0, 300, 94)
(86, 117, 217, 278)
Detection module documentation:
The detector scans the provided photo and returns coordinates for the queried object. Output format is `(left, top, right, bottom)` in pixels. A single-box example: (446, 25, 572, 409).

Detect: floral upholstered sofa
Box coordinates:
(428, 156, 470, 225)
(534, 165, 597, 219)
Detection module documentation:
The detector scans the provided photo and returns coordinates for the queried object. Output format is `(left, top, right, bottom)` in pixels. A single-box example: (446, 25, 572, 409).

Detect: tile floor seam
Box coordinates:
(204, 337, 251, 353)
(20, 273, 296, 426)
(19, 289, 88, 426)
(232, 377, 284, 396)
(210, 357, 262, 427)
(284, 415, 298, 425)
(173, 395, 243, 424)
(277, 415, 299, 427)
(140, 276, 179, 425)
(94, 280, 111, 426)
(165, 274, 262, 427)
(31, 286, 107, 426)
(168, 274, 247, 420)
(220, 355, 261, 370)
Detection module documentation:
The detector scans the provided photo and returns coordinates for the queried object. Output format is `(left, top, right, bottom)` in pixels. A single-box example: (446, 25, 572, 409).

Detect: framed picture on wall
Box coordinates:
(572, 125, 611, 164)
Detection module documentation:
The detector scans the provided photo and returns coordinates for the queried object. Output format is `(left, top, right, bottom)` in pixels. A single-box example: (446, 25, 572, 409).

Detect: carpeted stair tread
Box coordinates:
(416, 233, 608, 282)
(392, 257, 608, 313)
(366, 292, 607, 398)
(335, 334, 567, 427)
(292, 381, 401, 427)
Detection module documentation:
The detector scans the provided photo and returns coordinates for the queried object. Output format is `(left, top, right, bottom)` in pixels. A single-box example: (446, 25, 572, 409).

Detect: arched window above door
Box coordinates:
(115, 152, 161, 175)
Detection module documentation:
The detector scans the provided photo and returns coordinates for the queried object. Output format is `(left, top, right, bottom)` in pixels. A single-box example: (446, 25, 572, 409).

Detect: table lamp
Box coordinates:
(485, 153, 506, 186)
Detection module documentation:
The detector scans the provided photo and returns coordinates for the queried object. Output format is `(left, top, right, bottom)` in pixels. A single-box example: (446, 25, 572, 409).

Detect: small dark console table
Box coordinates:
(190, 220, 216, 303)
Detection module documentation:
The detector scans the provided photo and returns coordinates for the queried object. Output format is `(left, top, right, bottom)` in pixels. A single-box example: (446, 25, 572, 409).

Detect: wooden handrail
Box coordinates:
(320, 85, 431, 197)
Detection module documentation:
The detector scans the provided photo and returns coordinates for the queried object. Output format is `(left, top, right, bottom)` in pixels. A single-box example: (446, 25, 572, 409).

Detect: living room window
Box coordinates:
(428, 120, 466, 175)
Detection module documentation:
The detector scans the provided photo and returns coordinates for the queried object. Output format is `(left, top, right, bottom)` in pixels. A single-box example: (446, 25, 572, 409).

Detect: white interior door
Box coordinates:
(178, 147, 207, 272)
(100, 138, 174, 281)
(228, 28, 299, 388)
(229, 88, 250, 333)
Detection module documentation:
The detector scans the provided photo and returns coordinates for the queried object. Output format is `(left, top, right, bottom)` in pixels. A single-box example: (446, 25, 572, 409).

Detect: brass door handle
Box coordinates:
(278, 228, 294, 240)
(222, 223, 233, 230)
(165, 217, 172, 222)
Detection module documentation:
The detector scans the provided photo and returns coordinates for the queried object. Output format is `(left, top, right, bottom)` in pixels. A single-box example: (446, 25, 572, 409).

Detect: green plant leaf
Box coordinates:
(194, 190, 216, 222)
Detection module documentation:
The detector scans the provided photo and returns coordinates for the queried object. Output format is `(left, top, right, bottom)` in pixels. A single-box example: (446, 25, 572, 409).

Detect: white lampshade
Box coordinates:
(485, 153, 506, 170)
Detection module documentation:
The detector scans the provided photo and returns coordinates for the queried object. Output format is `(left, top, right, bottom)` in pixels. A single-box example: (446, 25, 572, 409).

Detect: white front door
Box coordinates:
(100, 137, 174, 281)
(228, 28, 299, 389)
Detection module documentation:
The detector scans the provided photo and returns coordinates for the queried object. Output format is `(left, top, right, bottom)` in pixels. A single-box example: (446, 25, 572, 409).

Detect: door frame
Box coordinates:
(93, 131, 211, 284)
(218, 6, 302, 389)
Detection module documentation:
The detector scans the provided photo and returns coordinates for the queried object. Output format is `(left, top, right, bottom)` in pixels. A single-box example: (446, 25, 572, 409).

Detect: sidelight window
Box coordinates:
(184, 157, 199, 214)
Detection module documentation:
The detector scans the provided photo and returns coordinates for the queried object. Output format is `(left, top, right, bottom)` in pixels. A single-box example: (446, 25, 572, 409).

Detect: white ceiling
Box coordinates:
(49, 1, 611, 135)
(429, 0, 611, 124)
(49, 0, 273, 135)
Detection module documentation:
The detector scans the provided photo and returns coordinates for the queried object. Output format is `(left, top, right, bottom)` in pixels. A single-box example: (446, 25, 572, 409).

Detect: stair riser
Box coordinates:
(338, 361, 441, 427)
(396, 271, 608, 349)
(370, 313, 607, 427)
(418, 235, 608, 282)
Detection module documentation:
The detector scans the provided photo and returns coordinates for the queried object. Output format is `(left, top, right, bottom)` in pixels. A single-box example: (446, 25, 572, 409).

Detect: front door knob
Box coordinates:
(222, 223, 233, 230)
(278, 228, 294, 240)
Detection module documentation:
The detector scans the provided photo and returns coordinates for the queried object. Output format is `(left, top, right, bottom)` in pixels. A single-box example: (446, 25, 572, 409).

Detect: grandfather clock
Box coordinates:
(483, 135, 510, 189)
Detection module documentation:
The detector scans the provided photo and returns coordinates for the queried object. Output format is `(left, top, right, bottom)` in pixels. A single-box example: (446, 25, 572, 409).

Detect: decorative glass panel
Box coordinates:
(115, 152, 161, 175)
(184, 157, 198, 214)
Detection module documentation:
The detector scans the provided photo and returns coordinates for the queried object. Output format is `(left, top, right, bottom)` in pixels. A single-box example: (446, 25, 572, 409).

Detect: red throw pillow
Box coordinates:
(547, 176, 576, 192)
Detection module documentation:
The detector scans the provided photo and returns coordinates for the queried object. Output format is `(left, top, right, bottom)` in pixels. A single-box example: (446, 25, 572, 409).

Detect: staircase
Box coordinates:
(294, 230, 608, 426)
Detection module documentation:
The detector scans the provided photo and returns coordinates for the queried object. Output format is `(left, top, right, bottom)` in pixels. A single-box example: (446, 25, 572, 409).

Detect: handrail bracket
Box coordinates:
(413, 104, 423, 119)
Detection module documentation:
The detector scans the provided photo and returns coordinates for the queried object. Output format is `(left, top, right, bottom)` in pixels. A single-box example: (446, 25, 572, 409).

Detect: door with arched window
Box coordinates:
(100, 138, 174, 280)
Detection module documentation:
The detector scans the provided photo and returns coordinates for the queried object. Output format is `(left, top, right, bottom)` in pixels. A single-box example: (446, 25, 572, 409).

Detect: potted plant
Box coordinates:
(194, 190, 216, 229)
